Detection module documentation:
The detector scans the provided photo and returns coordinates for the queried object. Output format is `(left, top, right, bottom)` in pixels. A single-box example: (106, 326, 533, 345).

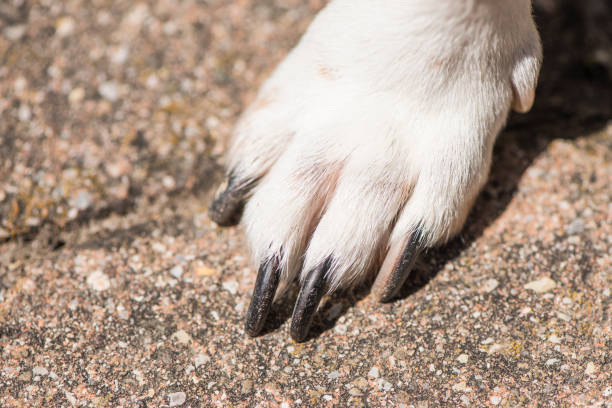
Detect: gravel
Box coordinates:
(0, 0, 610, 407)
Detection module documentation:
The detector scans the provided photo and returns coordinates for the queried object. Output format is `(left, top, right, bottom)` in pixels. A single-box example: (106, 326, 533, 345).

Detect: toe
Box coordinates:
(290, 258, 331, 342)
(245, 254, 282, 337)
(372, 227, 424, 302)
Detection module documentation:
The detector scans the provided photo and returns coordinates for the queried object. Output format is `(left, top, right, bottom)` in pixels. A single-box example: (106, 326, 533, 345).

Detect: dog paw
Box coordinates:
(210, 0, 541, 341)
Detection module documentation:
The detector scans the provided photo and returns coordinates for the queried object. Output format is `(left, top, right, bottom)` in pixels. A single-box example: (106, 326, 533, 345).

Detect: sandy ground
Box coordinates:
(1, 0, 611, 406)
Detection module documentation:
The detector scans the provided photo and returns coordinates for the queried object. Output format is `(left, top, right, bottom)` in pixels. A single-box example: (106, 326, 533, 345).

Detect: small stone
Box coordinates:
(327, 371, 339, 380)
(146, 74, 159, 89)
(18, 104, 31, 121)
(548, 334, 561, 344)
(116, 304, 130, 320)
(87, 271, 110, 291)
(152, 242, 166, 253)
(170, 265, 184, 279)
(67, 207, 79, 220)
(65, 391, 77, 405)
(171, 330, 191, 345)
(3, 25, 26, 41)
(452, 382, 472, 392)
(222, 280, 238, 295)
(483, 278, 499, 293)
(194, 354, 210, 368)
(545, 358, 559, 366)
(56, 17, 76, 37)
(68, 87, 85, 105)
(556, 312, 571, 322)
(378, 379, 393, 391)
(74, 191, 93, 210)
(585, 362, 597, 375)
(566, 218, 584, 235)
(105, 158, 132, 178)
(322, 395, 333, 401)
(349, 388, 363, 396)
(194, 266, 216, 276)
(490, 395, 501, 405)
(168, 391, 186, 407)
(368, 367, 380, 379)
(110, 45, 130, 65)
(32, 367, 48, 376)
(162, 175, 176, 189)
(18, 370, 32, 382)
(98, 81, 120, 102)
(456, 354, 469, 364)
(241, 380, 253, 394)
(524, 277, 556, 293)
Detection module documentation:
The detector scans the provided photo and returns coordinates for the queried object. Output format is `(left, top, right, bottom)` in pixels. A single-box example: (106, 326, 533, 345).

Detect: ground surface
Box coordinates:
(1, 0, 611, 407)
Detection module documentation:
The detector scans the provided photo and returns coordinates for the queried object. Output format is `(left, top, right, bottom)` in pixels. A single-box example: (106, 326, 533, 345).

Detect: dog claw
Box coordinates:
(372, 228, 423, 302)
(209, 174, 252, 227)
(290, 258, 331, 342)
(245, 255, 281, 337)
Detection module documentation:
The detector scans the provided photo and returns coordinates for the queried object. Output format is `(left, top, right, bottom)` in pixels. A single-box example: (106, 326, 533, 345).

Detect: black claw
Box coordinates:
(245, 255, 281, 337)
(290, 258, 331, 342)
(377, 228, 424, 302)
(209, 174, 253, 227)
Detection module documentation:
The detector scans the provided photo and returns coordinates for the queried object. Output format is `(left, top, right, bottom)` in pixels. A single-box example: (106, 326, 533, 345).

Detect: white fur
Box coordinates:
(226, 0, 542, 290)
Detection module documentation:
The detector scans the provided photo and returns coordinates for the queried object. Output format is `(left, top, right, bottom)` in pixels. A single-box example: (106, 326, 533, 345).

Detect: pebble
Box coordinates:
(490, 395, 501, 405)
(18, 104, 31, 121)
(3, 25, 26, 41)
(56, 17, 76, 37)
(69, 87, 85, 105)
(377, 379, 393, 391)
(170, 265, 184, 279)
(584, 362, 597, 375)
(74, 191, 93, 210)
(65, 391, 77, 405)
(456, 353, 469, 364)
(162, 175, 176, 189)
(524, 277, 557, 293)
(194, 266, 216, 276)
(222, 280, 238, 295)
(556, 312, 571, 322)
(98, 81, 120, 102)
(168, 391, 186, 407)
(452, 382, 472, 392)
(152, 243, 166, 253)
(241, 380, 253, 394)
(194, 354, 210, 368)
(368, 367, 379, 379)
(111, 45, 130, 65)
(327, 371, 339, 380)
(545, 358, 559, 366)
(87, 271, 110, 291)
(171, 330, 191, 345)
(483, 278, 499, 293)
(32, 366, 48, 376)
(566, 218, 585, 235)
